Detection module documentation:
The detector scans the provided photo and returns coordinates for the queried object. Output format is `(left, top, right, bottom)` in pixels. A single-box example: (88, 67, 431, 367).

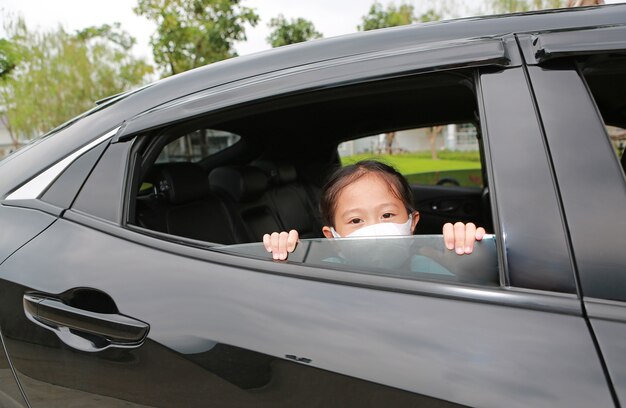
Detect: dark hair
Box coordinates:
(319, 160, 414, 227)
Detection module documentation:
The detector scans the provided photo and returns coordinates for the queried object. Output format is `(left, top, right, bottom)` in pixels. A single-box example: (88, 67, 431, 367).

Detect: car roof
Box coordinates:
(2, 4, 625, 197)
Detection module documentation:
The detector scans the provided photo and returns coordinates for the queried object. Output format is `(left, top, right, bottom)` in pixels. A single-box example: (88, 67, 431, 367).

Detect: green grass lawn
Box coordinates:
(340, 151, 483, 187)
(341, 152, 480, 173)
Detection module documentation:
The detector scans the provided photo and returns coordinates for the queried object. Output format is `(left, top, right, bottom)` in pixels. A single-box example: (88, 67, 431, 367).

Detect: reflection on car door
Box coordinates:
(0, 211, 614, 407)
(0, 333, 28, 408)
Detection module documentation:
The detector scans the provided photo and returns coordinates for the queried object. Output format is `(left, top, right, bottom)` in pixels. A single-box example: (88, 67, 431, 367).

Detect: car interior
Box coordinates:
(127, 69, 497, 245)
(579, 54, 626, 176)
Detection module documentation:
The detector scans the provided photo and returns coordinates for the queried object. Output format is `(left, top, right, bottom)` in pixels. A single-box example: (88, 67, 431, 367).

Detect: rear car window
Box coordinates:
(128, 69, 500, 289)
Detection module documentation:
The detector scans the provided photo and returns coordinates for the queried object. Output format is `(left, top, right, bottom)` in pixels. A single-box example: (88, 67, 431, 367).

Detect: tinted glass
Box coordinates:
(73, 143, 129, 222)
(215, 235, 498, 286)
(40, 141, 108, 208)
(156, 129, 240, 164)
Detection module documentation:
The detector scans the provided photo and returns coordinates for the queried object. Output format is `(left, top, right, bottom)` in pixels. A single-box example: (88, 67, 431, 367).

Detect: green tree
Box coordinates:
(0, 17, 153, 146)
(484, 0, 567, 14)
(266, 14, 323, 48)
(0, 38, 22, 79)
(358, 1, 418, 31)
(358, 1, 444, 29)
(134, 0, 259, 76)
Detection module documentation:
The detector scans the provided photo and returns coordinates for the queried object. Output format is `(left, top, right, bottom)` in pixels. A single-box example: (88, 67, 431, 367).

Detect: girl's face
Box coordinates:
(322, 173, 419, 238)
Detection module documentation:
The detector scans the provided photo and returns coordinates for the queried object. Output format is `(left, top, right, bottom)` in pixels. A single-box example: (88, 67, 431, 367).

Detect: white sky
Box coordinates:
(1, 0, 625, 63)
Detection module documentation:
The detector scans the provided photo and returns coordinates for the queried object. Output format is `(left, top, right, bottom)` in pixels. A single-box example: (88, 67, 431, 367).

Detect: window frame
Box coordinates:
(113, 38, 511, 143)
(526, 57, 626, 302)
(119, 67, 505, 287)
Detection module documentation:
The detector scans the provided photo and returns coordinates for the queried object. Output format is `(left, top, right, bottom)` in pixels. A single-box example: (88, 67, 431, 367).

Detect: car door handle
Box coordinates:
(23, 294, 149, 352)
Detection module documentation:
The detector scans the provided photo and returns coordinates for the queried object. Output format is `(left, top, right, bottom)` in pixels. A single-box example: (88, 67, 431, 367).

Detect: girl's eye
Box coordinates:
(349, 218, 362, 224)
(382, 213, 394, 219)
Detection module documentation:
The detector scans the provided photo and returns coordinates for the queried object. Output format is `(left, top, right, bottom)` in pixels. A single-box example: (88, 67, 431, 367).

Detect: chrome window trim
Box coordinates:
(5, 127, 119, 201)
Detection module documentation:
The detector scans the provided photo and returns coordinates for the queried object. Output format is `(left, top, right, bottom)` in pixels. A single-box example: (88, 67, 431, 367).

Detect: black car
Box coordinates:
(1, 4, 626, 407)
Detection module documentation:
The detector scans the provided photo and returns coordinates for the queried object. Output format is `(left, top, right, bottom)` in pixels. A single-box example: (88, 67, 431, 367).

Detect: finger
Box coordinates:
(443, 223, 454, 250)
(287, 230, 299, 253)
(464, 223, 476, 254)
(476, 227, 486, 241)
(454, 222, 465, 255)
(263, 234, 272, 252)
(278, 231, 289, 260)
(270, 232, 280, 260)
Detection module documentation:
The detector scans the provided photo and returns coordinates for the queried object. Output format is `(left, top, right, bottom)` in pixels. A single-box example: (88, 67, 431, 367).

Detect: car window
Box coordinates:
(215, 235, 498, 287)
(156, 128, 240, 164)
(339, 123, 482, 188)
(128, 69, 501, 288)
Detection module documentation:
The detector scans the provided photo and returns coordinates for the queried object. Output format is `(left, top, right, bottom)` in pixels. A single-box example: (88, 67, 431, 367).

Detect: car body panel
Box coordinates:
(586, 299, 626, 406)
(0, 206, 56, 265)
(0, 331, 27, 408)
(526, 63, 626, 300)
(0, 216, 613, 407)
(478, 67, 576, 292)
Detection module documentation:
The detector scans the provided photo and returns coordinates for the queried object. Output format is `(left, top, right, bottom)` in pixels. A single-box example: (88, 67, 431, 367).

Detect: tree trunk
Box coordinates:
(0, 115, 20, 151)
(428, 125, 443, 160)
(385, 131, 396, 155)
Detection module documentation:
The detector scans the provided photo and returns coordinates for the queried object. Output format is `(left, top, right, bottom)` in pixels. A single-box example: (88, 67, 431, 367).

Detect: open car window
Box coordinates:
(128, 67, 501, 289)
(214, 235, 498, 287)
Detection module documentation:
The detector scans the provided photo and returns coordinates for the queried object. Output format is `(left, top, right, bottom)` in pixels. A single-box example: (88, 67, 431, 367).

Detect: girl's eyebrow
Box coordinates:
(339, 207, 365, 219)
(374, 202, 402, 211)
(339, 202, 401, 218)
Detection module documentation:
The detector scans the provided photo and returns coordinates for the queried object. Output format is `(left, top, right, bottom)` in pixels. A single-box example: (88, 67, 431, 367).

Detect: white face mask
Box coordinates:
(331, 216, 413, 238)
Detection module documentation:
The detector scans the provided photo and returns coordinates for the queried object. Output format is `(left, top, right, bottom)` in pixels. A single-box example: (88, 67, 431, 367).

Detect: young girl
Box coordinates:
(263, 160, 485, 260)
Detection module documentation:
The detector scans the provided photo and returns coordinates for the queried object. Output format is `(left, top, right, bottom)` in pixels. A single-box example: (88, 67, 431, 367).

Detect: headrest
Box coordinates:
(149, 163, 211, 204)
(209, 166, 270, 202)
(253, 161, 297, 185)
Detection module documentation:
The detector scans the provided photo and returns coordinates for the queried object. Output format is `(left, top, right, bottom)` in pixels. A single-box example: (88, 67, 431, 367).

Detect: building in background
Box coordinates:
(338, 123, 478, 157)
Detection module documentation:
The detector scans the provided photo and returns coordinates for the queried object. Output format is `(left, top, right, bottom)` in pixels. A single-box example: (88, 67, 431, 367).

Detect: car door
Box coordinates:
(0, 36, 614, 408)
(0, 336, 28, 408)
(521, 26, 626, 406)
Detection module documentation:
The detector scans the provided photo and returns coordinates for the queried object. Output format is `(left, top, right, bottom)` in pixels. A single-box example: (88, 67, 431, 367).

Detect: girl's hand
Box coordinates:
(263, 230, 299, 260)
(443, 222, 485, 255)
